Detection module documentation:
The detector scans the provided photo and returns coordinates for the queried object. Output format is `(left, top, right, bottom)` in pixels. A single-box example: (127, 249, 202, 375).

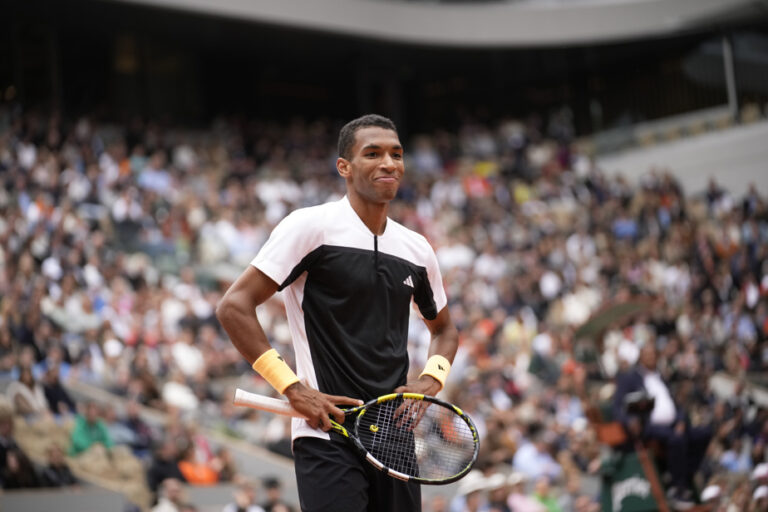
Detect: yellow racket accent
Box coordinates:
(377, 393, 399, 403)
(370, 425, 379, 433)
(331, 420, 350, 438)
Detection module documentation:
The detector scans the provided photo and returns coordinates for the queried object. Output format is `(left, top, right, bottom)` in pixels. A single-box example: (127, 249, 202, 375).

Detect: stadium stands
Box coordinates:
(0, 103, 767, 511)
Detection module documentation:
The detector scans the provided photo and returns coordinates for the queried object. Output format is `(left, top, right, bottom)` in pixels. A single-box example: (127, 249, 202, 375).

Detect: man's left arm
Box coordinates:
(395, 306, 458, 396)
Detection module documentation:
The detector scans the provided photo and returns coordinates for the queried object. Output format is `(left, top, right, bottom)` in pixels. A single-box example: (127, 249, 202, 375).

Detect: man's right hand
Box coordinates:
(283, 382, 362, 432)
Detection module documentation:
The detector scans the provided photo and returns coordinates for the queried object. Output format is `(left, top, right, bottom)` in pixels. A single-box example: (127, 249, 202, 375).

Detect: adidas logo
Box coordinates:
(403, 275, 414, 288)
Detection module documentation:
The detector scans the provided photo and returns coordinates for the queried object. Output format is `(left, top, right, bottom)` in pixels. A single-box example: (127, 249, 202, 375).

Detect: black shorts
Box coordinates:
(293, 433, 421, 512)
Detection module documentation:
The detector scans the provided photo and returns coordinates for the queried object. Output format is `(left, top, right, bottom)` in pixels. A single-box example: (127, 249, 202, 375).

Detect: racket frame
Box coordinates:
(233, 389, 479, 485)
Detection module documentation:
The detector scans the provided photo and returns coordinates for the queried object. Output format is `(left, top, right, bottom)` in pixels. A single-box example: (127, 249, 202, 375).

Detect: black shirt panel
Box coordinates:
(300, 245, 430, 400)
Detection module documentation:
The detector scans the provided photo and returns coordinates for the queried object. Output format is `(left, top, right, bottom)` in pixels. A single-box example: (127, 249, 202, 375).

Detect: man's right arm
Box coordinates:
(613, 370, 644, 437)
(215, 266, 360, 430)
(215, 266, 279, 364)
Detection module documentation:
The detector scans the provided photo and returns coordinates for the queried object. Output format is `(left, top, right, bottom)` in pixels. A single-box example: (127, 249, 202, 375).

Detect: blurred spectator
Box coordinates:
(152, 477, 187, 512)
(512, 426, 562, 481)
(161, 371, 199, 412)
(222, 480, 266, 512)
(0, 328, 16, 378)
(102, 402, 140, 448)
(0, 404, 40, 489)
(720, 436, 751, 473)
(6, 366, 49, 417)
(123, 399, 156, 458)
(211, 446, 238, 483)
(32, 342, 71, 381)
(613, 343, 712, 505)
(753, 463, 768, 485)
(171, 327, 205, 378)
(41, 364, 77, 416)
(69, 401, 113, 456)
(449, 469, 489, 512)
(753, 486, 768, 511)
(532, 477, 561, 512)
(177, 443, 218, 486)
(506, 472, 545, 512)
(40, 443, 78, 487)
(427, 494, 449, 512)
(484, 472, 511, 512)
(184, 419, 215, 467)
(147, 438, 187, 494)
(699, 484, 721, 507)
(260, 476, 294, 512)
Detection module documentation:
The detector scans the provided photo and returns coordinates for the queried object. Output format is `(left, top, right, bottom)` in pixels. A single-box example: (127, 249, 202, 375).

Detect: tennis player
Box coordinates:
(216, 114, 459, 511)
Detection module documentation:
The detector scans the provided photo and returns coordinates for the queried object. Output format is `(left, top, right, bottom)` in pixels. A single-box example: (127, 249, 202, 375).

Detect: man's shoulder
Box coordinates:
(286, 199, 337, 218)
(281, 198, 340, 226)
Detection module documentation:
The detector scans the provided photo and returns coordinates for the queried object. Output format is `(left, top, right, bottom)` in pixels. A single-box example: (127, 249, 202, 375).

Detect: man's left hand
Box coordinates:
(392, 376, 441, 430)
(394, 375, 442, 397)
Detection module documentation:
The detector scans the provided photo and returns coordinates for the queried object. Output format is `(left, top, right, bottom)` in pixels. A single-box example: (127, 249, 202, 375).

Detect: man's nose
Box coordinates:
(380, 153, 397, 171)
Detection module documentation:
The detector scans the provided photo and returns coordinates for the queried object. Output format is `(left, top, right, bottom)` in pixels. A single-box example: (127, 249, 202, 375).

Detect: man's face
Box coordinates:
(640, 345, 657, 370)
(85, 402, 100, 423)
(338, 126, 404, 204)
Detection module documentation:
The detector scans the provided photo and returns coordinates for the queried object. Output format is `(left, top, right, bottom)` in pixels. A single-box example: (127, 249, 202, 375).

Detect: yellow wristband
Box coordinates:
(251, 349, 300, 394)
(419, 355, 451, 391)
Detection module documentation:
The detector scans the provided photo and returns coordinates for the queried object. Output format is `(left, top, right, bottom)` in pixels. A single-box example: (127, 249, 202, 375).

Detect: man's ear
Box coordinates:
(336, 157, 350, 178)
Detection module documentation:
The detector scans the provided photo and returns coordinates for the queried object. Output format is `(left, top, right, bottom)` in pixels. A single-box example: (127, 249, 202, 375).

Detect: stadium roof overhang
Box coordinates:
(97, 0, 766, 47)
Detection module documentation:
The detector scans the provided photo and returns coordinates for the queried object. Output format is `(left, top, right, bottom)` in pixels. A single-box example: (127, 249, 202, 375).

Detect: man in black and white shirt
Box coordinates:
(216, 114, 459, 512)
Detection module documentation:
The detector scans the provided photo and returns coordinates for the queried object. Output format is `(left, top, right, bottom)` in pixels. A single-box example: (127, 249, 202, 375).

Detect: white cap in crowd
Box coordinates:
(484, 473, 506, 491)
(507, 472, 527, 487)
(700, 485, 721, 502)
(752, 463, 768, 481)
(457, 470, 488, 496)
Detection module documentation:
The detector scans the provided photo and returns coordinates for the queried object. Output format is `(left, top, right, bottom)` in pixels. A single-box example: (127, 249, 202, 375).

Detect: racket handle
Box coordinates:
(233, 388, 307, 419)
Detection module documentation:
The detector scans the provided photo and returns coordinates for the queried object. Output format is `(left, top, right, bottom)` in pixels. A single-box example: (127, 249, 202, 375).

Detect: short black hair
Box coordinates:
(337, 114, 397, 160)
(263, 477, 281, 489)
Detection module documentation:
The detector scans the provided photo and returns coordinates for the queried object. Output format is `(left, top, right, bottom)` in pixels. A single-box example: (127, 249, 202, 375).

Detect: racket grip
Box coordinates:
(233, 388, 307, 419)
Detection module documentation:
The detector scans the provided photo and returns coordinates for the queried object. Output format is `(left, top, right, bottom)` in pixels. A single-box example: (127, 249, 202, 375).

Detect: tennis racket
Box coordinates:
(233, 388, 479, 485)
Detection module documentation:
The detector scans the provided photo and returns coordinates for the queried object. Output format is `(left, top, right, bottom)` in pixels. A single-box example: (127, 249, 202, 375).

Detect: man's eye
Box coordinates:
(393, 153, 403, 159)
(366, 152, 378, 157)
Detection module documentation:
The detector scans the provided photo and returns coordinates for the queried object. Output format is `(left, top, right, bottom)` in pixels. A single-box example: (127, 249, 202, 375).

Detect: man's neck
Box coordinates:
(348, 194, 388, 236)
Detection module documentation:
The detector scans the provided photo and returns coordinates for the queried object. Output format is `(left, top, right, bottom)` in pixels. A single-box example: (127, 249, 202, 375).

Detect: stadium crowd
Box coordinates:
(0, 104, 766, 512)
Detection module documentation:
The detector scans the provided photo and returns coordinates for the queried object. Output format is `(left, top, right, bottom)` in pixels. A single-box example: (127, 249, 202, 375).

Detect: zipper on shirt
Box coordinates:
(373, 234, 378, 269)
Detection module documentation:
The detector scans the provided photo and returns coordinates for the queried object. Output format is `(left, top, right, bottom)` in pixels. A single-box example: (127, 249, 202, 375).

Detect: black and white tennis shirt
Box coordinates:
(251, 195, 447, 441)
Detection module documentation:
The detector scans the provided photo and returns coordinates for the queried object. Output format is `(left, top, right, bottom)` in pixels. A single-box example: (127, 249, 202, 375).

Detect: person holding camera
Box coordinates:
(613, 343, 713, 507)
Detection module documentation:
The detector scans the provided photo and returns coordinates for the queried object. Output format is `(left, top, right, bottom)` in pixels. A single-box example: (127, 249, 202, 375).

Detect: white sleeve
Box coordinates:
(413, 238, 447, 320)
(425, 245, 448, 314)
(251, 209, 323, 289)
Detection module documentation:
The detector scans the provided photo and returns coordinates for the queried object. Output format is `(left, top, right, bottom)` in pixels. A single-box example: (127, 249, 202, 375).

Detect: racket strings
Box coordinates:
(358, 400, 418, 475)
(356, 398, 476, 481)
